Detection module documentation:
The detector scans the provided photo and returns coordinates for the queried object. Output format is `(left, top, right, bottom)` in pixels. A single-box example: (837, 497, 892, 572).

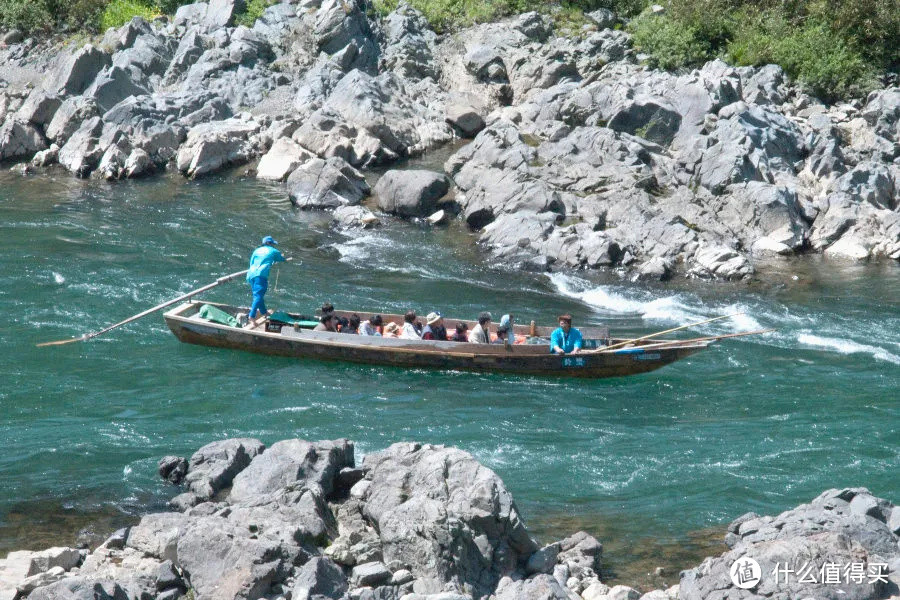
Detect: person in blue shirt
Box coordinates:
(550, 314, 583, 355)
(246, 235, 286, 322)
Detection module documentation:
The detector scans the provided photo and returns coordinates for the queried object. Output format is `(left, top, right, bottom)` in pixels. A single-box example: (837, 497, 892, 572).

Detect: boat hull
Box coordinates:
(164, 302, 710, 379)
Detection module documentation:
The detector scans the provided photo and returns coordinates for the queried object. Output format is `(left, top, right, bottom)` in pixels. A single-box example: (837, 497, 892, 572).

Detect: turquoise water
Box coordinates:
(1, 168, 898, 585)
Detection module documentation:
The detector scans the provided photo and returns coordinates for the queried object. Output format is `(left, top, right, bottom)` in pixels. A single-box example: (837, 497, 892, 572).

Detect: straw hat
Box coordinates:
(426, 311, 442, 325)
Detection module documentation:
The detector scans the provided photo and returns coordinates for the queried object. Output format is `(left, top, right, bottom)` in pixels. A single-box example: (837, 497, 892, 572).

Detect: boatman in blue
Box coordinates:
(247, 235, 286, 322)
(550, 314, 583, 355)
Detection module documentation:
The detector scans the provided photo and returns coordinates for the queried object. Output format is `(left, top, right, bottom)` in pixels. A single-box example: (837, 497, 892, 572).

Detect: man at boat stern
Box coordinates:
(550, 314, 583, 355)
(247, 236, 286, 322)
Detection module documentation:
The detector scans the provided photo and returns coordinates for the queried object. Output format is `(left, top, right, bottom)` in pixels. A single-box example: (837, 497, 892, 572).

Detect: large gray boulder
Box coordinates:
(204, 0, 245, 30)
(45, 97, 100, 144)
(85, 66, 149, 113)
(16, 89, 62, 126)
(607, 96, 682, 146)
(359, 442, 538, 598)
(374, 169, 450, 217)
(680, 488, 900, 600)
(492, 574, 578, 600)
(0, 119, 47, 161)
(57, 117, 105, 177)
(229, 438, 354, 503)
(287, 157, 370, 209)
(256, 137, 315, 181)
(175, 119, 260, 178)
(292, 557, 348, 600)
(183, 438, 265, 501)
(51, 44, 112, 96)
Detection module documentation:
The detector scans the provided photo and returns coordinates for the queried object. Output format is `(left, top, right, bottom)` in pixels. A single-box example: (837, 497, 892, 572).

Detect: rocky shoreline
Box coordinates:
(0, 437, 898, 600)
(1, 1, 899, 281)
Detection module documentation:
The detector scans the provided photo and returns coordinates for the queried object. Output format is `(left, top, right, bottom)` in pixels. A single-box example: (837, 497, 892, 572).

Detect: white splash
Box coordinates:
(53, 272, 65, 284)
(797, 334, 900, 365)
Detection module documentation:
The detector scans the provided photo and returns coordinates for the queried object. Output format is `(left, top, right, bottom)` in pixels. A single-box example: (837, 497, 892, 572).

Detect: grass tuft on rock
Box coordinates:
(100, 0, 159, 30)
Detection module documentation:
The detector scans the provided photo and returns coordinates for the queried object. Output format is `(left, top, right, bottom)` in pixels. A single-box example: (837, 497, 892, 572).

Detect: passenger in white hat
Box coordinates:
(421, 311, 447, 340)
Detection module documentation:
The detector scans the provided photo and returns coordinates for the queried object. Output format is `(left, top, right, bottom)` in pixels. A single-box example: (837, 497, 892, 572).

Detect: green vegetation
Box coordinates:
(628, 0, 895, 101)
(100, 0, 160, 30)
(235, 0, 276, 27)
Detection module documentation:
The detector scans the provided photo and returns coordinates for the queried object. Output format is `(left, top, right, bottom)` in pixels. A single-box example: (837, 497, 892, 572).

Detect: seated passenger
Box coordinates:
(422, 312, 448, 340)
(450, 322, 469, 342)
(313, 314, 337, 332)
(383, 322, 401, 337)
(343, 314, 360, 334)
(500, 314, 517, 344)
(550, 314, 583, 355)
(469, 312, 492, 344)
(359, 315, 383, 336)
(493, 324, 511, 344)
(400, 310, 421, 339)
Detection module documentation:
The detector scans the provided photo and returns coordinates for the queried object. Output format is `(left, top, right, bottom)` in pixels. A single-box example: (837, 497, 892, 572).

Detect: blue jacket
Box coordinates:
(246, 245, 285, 281)
(550, 327, 583, 353)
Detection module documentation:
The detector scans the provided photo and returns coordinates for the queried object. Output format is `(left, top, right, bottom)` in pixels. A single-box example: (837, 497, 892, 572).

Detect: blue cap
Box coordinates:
(262, 236, 277, 245)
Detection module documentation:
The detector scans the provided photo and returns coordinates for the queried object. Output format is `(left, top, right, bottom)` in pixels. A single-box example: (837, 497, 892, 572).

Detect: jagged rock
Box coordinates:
(205, 0, 245, 30)
(315, 0, 379, 73)
(296, 70, 453, 168)
(256, 137, 314, 181)
(182, 437, 265, 501)
(31, 144, 60, 167)
(834, 161, 896, 210)
(333, 205, 380, 229)
(175, 118, 259, 178)
(824, 236, 871, 261)
(445, 92, 486, 137)
(586, 8, 616, 29)
(157, 456, 188, 485)
(381, 3, 438, 81)
(492, 574, 577, 600)
(101, 16, 153, 53)
(124, 148, 153, 178)
(374, 169, 450, 217)
(229, 438, 353, 503)
(16, 89, 61, 126)
(287, 157, 370, 209)
(51, 44, 112, 96)
(360, 442, 538, 598)
(164, 29, 205, 84)
(57, 117, 104, 177)
(689, 245, 753, 280)
(680, 487, 900, 600)
(86, 66, 148, 113)
(293, 557, 348, 600)
(607, 96, 682, 146)
(175, 2, 209, 28)
(45, 97, 99, 144)
(351, 562, 392, 587)
(526, 544, 560, 575)
(0, 119, 47, 161)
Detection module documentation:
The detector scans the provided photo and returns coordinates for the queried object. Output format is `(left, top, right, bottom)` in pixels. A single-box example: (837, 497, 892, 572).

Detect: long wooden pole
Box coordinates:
(36, 268, 251, 347)
(591, 313, 744, 353)
(606, 328, 776, 352)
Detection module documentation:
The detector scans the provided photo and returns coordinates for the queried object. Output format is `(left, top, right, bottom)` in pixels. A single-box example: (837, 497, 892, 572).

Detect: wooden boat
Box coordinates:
(163, 301, 712, 378)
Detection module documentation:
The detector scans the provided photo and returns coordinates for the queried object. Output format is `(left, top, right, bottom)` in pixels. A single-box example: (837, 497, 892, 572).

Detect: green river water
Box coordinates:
(0, 166, 897, 588)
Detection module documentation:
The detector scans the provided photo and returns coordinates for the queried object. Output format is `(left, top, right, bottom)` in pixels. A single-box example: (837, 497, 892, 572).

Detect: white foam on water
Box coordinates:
(53, 272, 65, 284)
(796, 333, 900, 365)
(548, 273, 764, 333)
